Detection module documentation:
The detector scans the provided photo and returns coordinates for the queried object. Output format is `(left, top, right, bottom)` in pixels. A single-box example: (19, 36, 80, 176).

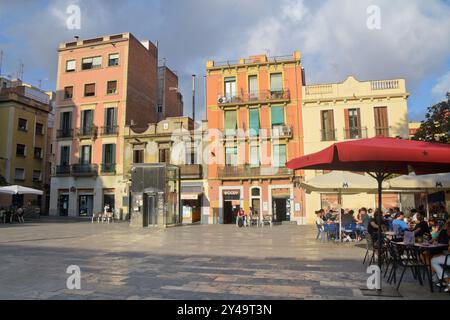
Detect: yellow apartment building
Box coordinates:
(0, 83, 52, 209)
(302, 76, 410, 223)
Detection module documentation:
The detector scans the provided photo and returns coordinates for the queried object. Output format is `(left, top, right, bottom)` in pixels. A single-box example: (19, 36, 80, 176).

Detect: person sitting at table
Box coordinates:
(324, 209, 333, 222)
(430, 222, 450, 292)
(414, 213, 431, 239)
(428, 217, 442, 240)
(341, 209, 355, 226)
(392, 212, 409, 233)
(368, 210, 386, 244)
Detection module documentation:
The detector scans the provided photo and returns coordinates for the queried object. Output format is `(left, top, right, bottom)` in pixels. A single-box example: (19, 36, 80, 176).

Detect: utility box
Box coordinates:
(130, 163, 180, 227)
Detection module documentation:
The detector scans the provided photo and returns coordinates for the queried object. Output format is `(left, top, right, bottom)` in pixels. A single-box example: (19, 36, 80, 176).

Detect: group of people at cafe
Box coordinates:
(316, 206, 450, 292)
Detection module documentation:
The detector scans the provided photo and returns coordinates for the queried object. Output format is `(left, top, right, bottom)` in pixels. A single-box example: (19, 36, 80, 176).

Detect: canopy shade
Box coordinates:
(301, 171, 388, 194)
(388, 173, 450, 190)
(286, 137, 450, 175)
(0, 185, 43, 195)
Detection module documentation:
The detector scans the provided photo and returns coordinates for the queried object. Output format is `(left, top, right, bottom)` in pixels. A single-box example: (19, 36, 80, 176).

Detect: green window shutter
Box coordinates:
(271, 106, 285, 126)
(249, 109, 260, 136)
(102, 144, 106, 164)
(224, 110, 237, 135)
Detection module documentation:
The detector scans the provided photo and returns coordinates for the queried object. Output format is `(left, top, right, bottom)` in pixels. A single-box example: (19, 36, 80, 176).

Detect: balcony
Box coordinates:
(272, 125, 292, 139)
(217, 90, 290, 106)
(101, 163, 116, 174)
(375, 126, 391, 137)
(77, 126, 97, 139)
(56, 129, 73, 139)
(321, 129, 337, 142)
(218, 165, 293, 180)
(343, 127, 368, 140)
(71, 164, 98, 177)
(100, 125, 118, 136)
(55, 165, 70, 176)
(180, 164, 203, 179)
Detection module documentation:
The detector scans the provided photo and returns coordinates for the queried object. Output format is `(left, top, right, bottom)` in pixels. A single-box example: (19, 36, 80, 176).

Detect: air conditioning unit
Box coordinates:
(217, 96, 229, 104)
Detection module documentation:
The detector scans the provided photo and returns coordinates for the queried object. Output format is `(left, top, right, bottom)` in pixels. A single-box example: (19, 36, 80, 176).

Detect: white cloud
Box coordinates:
(432, 72, 450, 102)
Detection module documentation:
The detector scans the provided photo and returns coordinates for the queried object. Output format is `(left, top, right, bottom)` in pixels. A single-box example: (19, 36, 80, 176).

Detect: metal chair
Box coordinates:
(439, 254, 450, 293)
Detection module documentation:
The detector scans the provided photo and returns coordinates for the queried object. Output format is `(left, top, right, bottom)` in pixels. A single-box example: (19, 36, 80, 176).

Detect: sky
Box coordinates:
(0, 0, 449, 121)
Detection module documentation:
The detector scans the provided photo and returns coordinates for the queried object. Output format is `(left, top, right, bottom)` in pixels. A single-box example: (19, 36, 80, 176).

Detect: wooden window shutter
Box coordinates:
(344, 109, 350, 139)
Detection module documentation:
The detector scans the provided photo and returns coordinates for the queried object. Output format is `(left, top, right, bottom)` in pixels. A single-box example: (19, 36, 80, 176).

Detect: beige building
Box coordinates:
(124, 117, 208, 224)
(302, 76, 410, 224)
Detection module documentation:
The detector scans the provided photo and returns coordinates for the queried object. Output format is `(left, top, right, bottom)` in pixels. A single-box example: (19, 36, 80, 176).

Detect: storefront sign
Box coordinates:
(181, 193, 200, 200)
(223, 190, 240, 200)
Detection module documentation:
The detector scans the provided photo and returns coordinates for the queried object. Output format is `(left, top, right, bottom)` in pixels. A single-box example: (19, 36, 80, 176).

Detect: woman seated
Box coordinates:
(430, 222, 450, 292)
(413, 213, 431, 240)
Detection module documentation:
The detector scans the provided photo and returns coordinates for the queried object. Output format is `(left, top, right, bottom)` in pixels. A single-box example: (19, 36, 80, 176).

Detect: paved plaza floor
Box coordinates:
(0, 218, 449, 300)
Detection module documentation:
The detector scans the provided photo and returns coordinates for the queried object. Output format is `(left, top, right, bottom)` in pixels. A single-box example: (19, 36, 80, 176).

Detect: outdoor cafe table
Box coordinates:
(396, 242, 448, 292)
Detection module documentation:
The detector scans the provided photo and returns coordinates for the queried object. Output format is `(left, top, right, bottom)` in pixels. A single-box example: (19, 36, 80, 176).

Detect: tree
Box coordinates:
(413, 97, 450, 143)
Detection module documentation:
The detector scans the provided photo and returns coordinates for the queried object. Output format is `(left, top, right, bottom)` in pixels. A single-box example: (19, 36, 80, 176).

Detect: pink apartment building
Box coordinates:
(49, 33, 160, 217)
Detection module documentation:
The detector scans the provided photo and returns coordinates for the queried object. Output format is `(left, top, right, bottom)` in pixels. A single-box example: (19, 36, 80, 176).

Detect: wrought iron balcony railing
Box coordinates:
(179, 164, 203, 179)
(217, 165, 293, 179)
(100, 125, 118, 136)
(55, 165, 71, 175)
(217, 90, 290, 105)
(374, 126, 391, 137)
(56, 129, 73, 139)
(71, 164, 98, 176)
(321, 129, 337, 142)
(343, 127, 368, 140)
(77, 126, 97, 139)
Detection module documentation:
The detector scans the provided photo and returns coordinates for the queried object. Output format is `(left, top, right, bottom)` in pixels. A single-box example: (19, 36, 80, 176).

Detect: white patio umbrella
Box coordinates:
(301, 171, 388, 241)
(0, 185, 43, 195)
(387, 173, 450, 190)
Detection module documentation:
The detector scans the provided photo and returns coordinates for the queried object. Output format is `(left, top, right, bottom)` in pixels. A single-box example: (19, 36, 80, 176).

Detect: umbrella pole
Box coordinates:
(339, 190, 342, 242)
(376, 173, 383, 292)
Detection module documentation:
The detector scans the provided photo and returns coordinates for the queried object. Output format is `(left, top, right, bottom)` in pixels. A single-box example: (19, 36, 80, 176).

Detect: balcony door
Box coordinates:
(345, 108, 361, 139)
(81, 110, 94, 135)
(104, 107, 117, 134)
(60, 111, 72, 133)
(321, 110, 335, 141)
(102, 144, 116, 172)
(224, 77, 236, 100)
(60, 146, 70, 166)
(374, 107, 389, 136)
(80, 145, 92, 165)
(248, 75, 258, 100)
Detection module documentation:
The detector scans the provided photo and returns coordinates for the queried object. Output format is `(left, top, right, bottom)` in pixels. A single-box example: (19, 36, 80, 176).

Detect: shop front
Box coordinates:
(181, 182, 203, 224)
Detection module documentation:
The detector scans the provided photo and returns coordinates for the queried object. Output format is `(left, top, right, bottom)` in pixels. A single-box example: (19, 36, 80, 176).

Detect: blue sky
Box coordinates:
(1, 0, 449, 121)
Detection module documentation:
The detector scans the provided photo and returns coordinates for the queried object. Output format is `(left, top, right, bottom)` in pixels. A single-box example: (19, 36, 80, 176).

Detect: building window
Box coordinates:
(60, 146, 70, 166)
(34, 147, 43, 159)
(102, 144, 116, 173)
(35, 123, 44, 136)
(159, 148, 170, 163)
(345, 108, 362, 139)
(32, 170, 42, 182)
(224, 77, 236, 100)
(16, 144, 26, 157)
(248, 75, 258, 99)
(270, 73, 283, 93)
(374, 106, 389, 136)
(64, 86, 73, 99)
(82, 56, 102, 70)
(320, 110, 335, 141)
(157, 104, 163, 113)
(108, 53, 119, 67)
(249, 109, 260, 136)
(271, 105, 285, 127)
(18, 118, 28, 131)
(104, 107, 117, 133)
(14, 168, 25, 181)
(59, 111, 72, 137)
(80, 145, 92, 164)
(225, 147, 237, 166)
(66, 60, 76, 72)
(84, 83, 96, 97)
(106, 80, 117, 95)
(133, 149, 144, 164)
(81, 109, 94, 135)
(249, 145, 260, 167)
(224, 110, 237, 136)
(273, 144, 287, 168)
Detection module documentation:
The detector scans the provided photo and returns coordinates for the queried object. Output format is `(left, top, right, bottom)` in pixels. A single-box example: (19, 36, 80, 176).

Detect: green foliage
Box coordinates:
(413, 99, 450, 143)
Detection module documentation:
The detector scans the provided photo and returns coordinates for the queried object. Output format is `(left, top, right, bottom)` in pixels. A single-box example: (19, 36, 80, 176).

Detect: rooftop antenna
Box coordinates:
(17, 60, 24, 80)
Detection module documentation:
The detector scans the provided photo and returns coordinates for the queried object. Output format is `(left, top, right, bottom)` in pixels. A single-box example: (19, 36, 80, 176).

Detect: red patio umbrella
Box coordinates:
(286, 136, 450, 293)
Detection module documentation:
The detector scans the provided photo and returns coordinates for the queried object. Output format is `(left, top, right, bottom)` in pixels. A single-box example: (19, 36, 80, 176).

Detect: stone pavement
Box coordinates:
(0, 219, 449, 300)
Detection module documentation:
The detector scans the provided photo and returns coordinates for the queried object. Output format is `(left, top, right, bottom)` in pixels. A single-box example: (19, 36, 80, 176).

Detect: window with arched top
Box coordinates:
(251, 187, 261, 197)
